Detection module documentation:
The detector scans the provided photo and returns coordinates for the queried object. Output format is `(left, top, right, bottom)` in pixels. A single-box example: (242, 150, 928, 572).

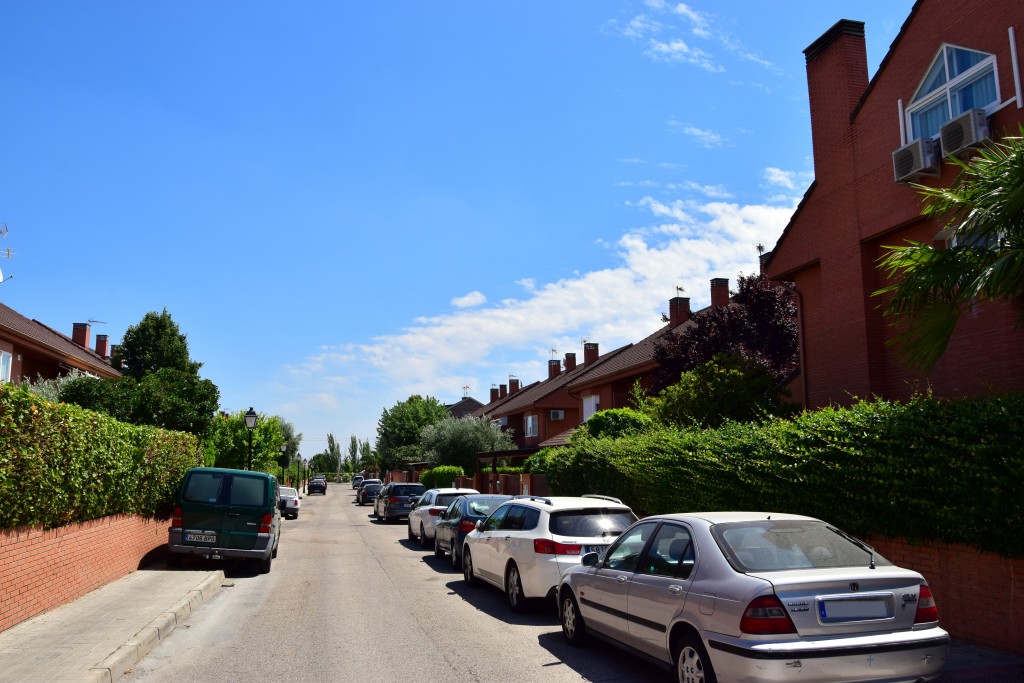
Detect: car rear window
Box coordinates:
(392, 484, 425, 496)
(548, 509, 636, 538)
(436, 493, 465, 507)
(280, 487, 298, 497)
(229, 475, 268, 507)
(183, 472, 225, 504)
(711, 520, 892, 572)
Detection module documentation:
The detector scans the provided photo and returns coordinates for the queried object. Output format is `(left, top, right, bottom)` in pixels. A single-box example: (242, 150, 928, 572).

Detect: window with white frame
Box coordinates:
(0, 350, 12, 383)
(907, 44, 998, 141)
(525, 414, 538, 437)
(583, 395, 600, 421)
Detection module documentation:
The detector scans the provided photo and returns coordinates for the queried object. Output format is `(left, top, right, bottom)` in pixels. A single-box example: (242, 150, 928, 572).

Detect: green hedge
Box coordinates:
(527, 393, 1024, 557)
(419, 465, 465, 490)
(1, 383, 201, 529)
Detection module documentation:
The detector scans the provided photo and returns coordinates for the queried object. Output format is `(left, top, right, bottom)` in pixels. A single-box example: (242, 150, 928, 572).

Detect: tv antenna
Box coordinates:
(462, 385, 470, 397)
(87, 319, 107, 325)
(675, 285, 685, 295)
(549, 348, 558, 359)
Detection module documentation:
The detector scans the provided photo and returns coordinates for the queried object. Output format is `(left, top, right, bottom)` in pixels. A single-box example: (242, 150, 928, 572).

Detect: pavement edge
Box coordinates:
(86, 570, 226, 683)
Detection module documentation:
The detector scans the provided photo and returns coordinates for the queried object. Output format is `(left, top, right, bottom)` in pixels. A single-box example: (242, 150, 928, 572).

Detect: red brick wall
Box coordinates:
(0, 515, 167, 634)
(867, 536, 1024, 656)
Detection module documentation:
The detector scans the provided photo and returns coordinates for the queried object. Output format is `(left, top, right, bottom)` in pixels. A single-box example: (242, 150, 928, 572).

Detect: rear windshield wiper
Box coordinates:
(826, 524, 876, 569)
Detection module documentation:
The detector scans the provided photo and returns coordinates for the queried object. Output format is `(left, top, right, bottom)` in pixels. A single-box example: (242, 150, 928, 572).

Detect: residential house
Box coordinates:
(446, 395, 483, 418)
(0, 303, 119, 384)
(763, 1, 1024, 408)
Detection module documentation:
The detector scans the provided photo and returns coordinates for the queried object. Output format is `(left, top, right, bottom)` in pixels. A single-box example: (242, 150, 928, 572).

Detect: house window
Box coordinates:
(0, 351, 11, 383)
(907, 44, 998, 141)
(525, 414, 538, 437)
(583, 395, 600, 421)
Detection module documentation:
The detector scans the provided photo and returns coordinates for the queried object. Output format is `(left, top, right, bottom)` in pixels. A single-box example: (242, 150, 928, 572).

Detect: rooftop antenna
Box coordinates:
(757, 243, 765, 255)
(462, 385, 470, 397)
(549, 348, 558, 359)
(675, 285, 685, 295)
(87, 319, 107, 325)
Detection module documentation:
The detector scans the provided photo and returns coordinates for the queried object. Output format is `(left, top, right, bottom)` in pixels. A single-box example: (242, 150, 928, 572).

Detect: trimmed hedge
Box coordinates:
(419, 465, 465, 490)
(1, 383, 201, 529)
(526, 393, 1024, 557)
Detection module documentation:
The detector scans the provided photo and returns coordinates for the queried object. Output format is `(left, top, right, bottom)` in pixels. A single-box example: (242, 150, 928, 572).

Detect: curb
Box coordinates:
(85, 570, 226, 683)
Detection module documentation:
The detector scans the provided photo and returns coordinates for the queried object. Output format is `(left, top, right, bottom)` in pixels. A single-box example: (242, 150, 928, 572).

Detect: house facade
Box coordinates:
(763, 1, 1024, 408)
(0, 304, 119, 384)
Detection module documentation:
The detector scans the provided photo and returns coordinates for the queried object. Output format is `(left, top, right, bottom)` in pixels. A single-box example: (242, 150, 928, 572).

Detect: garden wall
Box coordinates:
(0, 514, 166, 634)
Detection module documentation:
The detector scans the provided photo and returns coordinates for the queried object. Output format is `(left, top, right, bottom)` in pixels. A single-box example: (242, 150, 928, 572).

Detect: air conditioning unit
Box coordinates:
(550, 409, 564, 421)
(892, 138, 938, 183)
(940, 108, 989, 157)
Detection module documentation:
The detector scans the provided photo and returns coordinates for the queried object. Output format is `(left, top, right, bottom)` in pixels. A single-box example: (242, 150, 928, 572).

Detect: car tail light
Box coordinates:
(171, 506, 182, 529)
(429, 508, 442, 517)
(533, 539, 581, 555)
(459, 519, 477, 534)
(389, 497, 402, 503)
(914, 584, 939, 624)
(259, 513, 273, 534)
(740, 595, 797, 634)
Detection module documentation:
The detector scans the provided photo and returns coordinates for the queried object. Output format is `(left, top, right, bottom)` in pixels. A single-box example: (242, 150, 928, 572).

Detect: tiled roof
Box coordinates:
(447, 396, 483, 417)
(470, 381, 541, 418)
(0, 301, 120, 377)
(538, 428, 575, 448)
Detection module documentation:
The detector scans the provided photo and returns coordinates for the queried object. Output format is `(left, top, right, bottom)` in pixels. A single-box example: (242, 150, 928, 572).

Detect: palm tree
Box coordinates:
(875, 127, 1024, 371)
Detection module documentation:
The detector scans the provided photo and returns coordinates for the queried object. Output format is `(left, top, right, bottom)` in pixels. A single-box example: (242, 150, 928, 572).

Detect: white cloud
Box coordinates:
(668, 120, 726, 148)
(645, 38, 724, 72)
(451, 291, 486, 308)
(764, 167, 813, 192)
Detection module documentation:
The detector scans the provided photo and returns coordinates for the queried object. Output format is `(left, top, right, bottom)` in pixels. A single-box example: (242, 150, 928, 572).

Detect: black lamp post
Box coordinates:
(244, 407, 258, 471)
(279, 444, 287, 482)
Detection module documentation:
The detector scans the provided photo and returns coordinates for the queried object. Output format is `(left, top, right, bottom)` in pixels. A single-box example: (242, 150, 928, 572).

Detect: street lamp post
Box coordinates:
(279, 444, 287, 482)
(244, 407, 258, 471)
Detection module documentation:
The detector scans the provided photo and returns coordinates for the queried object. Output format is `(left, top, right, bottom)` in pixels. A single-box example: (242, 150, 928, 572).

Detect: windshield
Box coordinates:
(466, 496, 510, 516)
(711, 520, 891, 572)
(280, 488, 297, 497)
(548, 509, 637, 538)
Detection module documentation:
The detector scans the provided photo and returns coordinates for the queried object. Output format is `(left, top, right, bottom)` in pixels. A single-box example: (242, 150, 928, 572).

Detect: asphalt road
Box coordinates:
(126, 484, 666, 683)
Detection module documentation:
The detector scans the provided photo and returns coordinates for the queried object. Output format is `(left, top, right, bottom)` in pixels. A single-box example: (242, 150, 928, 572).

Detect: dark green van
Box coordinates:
(167, 467, 282, 574)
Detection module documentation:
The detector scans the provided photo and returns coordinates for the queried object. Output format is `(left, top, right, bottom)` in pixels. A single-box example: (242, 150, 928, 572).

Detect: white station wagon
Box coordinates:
(557, 511, 949, 683)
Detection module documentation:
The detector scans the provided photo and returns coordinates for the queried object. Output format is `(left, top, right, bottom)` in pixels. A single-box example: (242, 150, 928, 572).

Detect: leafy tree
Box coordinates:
(111, 308, 201, 379)
(358, 439, 376, 471)
(640, 353, 793, 429)
(583, 407, 653, 439)
(309, 433, 342, 475)
(20, 369, 89, 403)
(204, 410, 286, 471)
(419, 415, 515, 473)
(276, 417, 302, 471)
(876, 130, 1024, 371)
(654, 274, 798, 390)
(375, 395, 449, 471)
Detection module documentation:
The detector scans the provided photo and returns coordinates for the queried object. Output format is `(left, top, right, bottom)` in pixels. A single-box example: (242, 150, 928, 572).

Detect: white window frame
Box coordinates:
(582, 395, 600, 421)
(906, 43, 1000, 141)
(525, 414, 538, 438)
(0, 350, 11, 383)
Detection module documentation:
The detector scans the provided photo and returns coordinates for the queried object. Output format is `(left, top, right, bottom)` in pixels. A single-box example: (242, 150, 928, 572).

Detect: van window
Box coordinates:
(183, 472, 226, 504)
(229, 475, 268, 507)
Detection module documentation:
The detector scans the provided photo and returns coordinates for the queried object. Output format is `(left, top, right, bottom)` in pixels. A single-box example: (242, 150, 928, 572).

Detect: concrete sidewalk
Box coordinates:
(0, 565, 224, 683)
(0, 561, 1020, 682)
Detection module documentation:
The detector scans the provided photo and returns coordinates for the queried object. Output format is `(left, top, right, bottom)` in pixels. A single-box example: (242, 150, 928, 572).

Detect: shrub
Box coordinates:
(419, 465, 465, 489)
(584, 408, 653, 439)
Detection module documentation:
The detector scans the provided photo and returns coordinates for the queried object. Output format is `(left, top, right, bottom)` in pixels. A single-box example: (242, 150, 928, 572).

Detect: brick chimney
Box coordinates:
(803, 19, 868, 178)
(669, 297, 691, 327)
(548, 359, 561, 379)
(499, 384, 508, 398)
(95, 334, 110, 358)
(583, 342, 599, 365)
(564, 352, 577, 372)
(509, 377, 520, 393)
(710, 278, 730, 308)
(72, 322, 90, 348)
(490, 385, 499, 403)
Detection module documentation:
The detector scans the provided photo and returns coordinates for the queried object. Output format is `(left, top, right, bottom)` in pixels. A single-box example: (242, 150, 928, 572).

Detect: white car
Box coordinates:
(462, 495, 637, 613)
(557, 511, 950, 683)
(278, 486, 301, 520)
(407, 487, 479, 549)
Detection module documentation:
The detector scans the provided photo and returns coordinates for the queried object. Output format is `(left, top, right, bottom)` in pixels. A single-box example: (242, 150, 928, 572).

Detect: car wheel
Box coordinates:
(451, 543, 461, 570)
(272, 541, 279, 559)
(506, 563, 527, 613)
(433, 535, 445, 558)
(419, 525, 430, 548)
(463, 548, 477, 586)
(675, 633, 716, 683)
(560, 591, 587, 645)
(408, 524, 415, 541)
(257, 554, 272, 575)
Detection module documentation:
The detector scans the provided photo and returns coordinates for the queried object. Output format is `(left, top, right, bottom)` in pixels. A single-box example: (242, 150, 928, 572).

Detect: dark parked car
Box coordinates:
(308, 477, 327, 495)
(434, 494, 512, 569)
(374, 482, 425, 523)
(358, 482, 382, 505)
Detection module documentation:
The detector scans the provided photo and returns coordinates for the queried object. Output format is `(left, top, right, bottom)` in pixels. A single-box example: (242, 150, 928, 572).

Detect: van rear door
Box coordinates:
(222, 473, 270, 550)
(179, 470, 229, 547)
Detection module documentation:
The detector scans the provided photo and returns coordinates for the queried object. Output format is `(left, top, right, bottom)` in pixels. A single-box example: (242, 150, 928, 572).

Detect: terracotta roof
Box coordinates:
(538, 428, 576, 448)
(446, 396, 483, 417)
(471, 380, 541, 418)
(0, 301, 120, 377)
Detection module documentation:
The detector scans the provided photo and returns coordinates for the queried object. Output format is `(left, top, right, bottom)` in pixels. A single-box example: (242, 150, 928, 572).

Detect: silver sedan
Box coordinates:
(557, 511, 949, 683)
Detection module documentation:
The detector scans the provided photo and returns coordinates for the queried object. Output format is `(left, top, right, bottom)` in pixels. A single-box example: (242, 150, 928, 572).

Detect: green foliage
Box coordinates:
(530, 392, 1024, 557)
(0, 383, 200, 529)
(584, 408, 653, 439)
(111, 308, 201, 379)
(419, 415, 515, 473)
(876, 129, 1024, 370)
(419, 465, 465, 490)
(20, 369, 89, 403)
(204, 410, 286, 472)
(309, 433, 342, 475)
(375, 395, 450, 471)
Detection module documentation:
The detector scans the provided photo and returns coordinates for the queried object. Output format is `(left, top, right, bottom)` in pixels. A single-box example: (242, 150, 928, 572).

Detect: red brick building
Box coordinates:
(0, 304, 119, 383)
(763, 1, 1024, 408)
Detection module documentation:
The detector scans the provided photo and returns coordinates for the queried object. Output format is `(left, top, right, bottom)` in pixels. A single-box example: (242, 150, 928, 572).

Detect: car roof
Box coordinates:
(427, 487, 480, 495)
(499, 496, 633, 511)
(651, 511, 820, 525)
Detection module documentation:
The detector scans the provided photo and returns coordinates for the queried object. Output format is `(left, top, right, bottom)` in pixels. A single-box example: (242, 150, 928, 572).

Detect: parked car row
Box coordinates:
(366, 483, 951, 683)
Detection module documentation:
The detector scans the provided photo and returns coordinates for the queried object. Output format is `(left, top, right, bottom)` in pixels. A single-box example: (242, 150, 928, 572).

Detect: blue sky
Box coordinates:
(1, 1, 915, 453)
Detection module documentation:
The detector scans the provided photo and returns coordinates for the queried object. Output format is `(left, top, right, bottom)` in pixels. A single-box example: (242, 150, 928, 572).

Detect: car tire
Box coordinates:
(506, 562, 528, 613)
(272, 541, 279, 559)
(560, 591, 587, 645)
(433, 537, 445, 558)
(257, 554, 272, 575)
(674, 633, 717, 683)
(463, 548, 477, 586)
(451, 543, 461, 570)
(419, 525, 430, 549)
(408, 524, 415, 541)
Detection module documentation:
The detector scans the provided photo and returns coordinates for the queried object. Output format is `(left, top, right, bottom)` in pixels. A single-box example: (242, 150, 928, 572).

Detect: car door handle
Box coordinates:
(668, 585, 683, 594)
(226, 512, 239, 518)
(616, 576, 628, 584)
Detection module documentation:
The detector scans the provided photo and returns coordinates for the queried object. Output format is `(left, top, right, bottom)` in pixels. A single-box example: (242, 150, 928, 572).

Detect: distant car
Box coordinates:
(408, 487, 480, 549)
(463, 495, 637, 612)
(374, 482, 426, 523)
(557, 511, 950, 683)
(307, 477, 327, 495)
(434, 494, 512, 568)
(278, 486, 301, 519)
(358, 482, 382, 505)
(351, 475, 364, 490)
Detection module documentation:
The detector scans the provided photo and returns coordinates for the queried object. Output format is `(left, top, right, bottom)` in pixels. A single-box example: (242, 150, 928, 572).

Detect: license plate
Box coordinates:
(819, 597, 891, 621)
(583, 545, 607, 555)
(185, 532, 217, 543)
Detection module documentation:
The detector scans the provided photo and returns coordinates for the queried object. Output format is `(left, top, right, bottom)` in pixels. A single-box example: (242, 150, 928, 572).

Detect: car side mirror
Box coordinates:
(581, 552, 600, 567)
(475, 520, 484, 532)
